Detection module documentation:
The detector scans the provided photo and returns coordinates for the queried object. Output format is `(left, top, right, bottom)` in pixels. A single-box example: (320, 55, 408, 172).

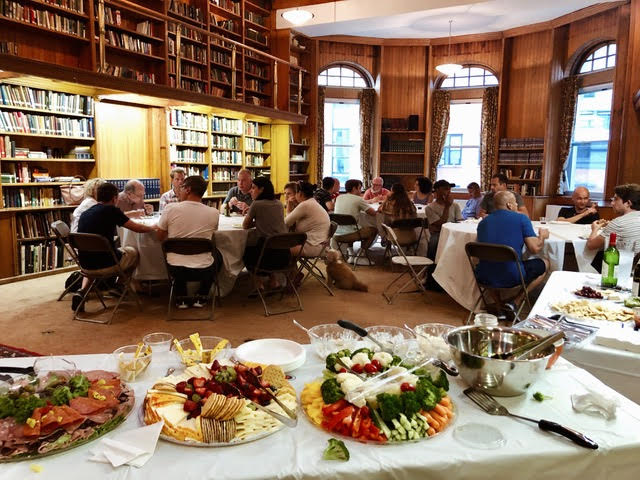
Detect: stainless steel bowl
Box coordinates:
(446, 325, 556, 396)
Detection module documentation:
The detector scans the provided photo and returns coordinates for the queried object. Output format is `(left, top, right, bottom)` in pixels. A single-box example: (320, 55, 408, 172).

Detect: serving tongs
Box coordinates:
(337, 319, 391, 353)
(490, 331, 564, 360)
(0, 366, 35, 375)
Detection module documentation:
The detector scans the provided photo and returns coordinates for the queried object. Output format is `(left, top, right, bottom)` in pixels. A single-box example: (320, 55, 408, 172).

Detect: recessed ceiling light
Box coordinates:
(281, 8, 314, 26)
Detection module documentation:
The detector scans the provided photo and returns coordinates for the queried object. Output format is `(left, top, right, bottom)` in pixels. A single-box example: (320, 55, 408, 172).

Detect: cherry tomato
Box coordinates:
(351, 363, 364, 374)
(400, 382, 415, 392)
(363, 363, 378, 374)
(371, 359, 382, 370)
(339, 368, 347, 373)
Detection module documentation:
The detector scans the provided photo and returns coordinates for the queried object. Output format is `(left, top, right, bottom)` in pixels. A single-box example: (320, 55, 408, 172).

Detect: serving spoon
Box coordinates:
(292, 319, 320, 339)
(403, 324, 459, 377)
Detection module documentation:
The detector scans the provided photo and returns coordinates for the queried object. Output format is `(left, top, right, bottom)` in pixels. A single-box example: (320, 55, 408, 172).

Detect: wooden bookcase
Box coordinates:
(497, 138, 544, 196)
(210, 113, 243, 197)
(167, 109, 209, 192)
(244, 119, 270, 178)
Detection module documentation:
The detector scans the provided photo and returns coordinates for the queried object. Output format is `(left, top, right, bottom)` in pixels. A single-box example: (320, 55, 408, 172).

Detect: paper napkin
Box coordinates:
(89, 421, 164, 468)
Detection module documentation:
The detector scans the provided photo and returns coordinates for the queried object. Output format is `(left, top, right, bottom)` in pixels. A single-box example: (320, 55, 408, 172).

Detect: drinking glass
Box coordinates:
(539, 217, 547, 224)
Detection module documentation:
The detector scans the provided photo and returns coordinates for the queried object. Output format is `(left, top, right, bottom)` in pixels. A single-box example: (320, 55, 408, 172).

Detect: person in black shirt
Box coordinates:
(313, 176, 335, 211)
(557, 186, 599, 224)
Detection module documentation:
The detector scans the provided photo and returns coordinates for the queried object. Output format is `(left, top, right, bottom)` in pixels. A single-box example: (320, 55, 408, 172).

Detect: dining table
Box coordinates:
(433, 220, 599, 310)
(2, 345, 640, 479)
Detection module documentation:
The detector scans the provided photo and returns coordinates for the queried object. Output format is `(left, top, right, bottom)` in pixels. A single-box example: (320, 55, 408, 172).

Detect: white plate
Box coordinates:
(234, 339, 305, 372)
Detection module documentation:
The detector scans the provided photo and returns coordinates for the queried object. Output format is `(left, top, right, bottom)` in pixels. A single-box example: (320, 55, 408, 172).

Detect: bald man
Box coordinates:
(476, 190, 549, 293)
(363, 177, 390, 203)
(557, 186, 599, 224)
(116, 179, 153, 218)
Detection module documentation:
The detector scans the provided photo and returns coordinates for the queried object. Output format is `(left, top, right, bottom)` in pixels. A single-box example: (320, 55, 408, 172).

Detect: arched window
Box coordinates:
(439, 67, 498, 89)
(578, 42, 616, 74)
(318, 64, 371, 88)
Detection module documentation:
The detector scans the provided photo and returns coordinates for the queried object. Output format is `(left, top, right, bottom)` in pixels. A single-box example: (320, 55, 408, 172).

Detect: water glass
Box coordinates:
(539, 217, 547, 224)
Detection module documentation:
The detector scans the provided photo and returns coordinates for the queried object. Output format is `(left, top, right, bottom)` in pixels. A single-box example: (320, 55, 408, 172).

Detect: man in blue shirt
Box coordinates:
(476, 191, 549, 291)
(462, 182, 483, 219)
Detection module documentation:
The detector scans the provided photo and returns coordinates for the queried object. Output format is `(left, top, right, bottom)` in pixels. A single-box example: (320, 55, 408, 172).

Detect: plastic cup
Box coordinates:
(539, 217, 547, 224)
(113, 345, 152, 382)
(143, 332, 173, 352)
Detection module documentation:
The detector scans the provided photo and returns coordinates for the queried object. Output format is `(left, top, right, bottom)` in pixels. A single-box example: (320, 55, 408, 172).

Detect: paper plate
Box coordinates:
(234, 339, 306, 372)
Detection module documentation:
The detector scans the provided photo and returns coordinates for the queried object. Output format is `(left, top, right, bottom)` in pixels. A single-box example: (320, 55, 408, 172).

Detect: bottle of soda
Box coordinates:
(601, 233, 620, 288)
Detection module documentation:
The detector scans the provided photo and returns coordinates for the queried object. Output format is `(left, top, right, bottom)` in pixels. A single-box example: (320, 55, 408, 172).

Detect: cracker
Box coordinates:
(261, 365, 287, 388)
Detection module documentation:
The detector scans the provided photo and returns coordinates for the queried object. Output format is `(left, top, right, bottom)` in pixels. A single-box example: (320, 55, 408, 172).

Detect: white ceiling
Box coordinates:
(276, 0, 620, 38)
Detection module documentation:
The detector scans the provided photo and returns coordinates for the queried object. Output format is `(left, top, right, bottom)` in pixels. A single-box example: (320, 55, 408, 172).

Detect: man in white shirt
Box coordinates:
(157, 175, 220, 308)
(332, 179, 377, 262)
(426, 179, 463, 259)
(159, 167, 185, 211)
(587, 183, 640, 251)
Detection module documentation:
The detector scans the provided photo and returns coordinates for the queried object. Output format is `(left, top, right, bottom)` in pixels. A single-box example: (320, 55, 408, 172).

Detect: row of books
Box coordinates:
(246, 78, 266, 92)
(43, 0, 84, 14)
(245, 154, 267, 167)
(168, 22, 204, 42)
(498, 151, 543, 163)
(246, 27, 267, 45)
(104, 64, 156, 84)
(172, 165, 207, 178)
(16, 209, 70, 239)
(106, 178, 161, 199)
(499, 167, 541, 180)
(1, 162, 49, 183)
(19, 240, 72, 275)
(176, 78, 208, 93)
(212, 15, 241, 35)
(106, 30, 153, 55)
(169, 145, 206, 163)
(244, 138, 268, 152)
(2, 186, 63, 207)
(0, 136, 92, 160)
(212, 134, 240, 149)
(212, 150, 241, 164)
(499, 137, 544, 148)
(245, 121, 265, 137)
(211, 117, 242, 134)
(380, 158, 423, 174)
(169, 61, 207, 81)
(0, 84, 94, 115)
(211, 50, 231, 66)
(169, 110, 207, 130)
(212, 167, 240, 181)
(168, 38, 206, 63)
(211, 0, 240, 15)
(0, 2, 87, 37)
(245, 10, 266, 26)
(103, 6, 156, 36)
(170, 128, 207, 146)
(245, 62, 267, 78)
(211, 68, 231, 84)
(384, 139, 425, 153)
(169, 0, 204, 24)
(0, 111, 94, 138)
(0, 40, 18, 54)
(509, 183, 538, 196)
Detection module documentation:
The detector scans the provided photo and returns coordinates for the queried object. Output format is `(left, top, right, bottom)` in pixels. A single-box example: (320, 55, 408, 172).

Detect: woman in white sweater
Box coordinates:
(70, 178, 105, 232)
(285, 182, 331, 257)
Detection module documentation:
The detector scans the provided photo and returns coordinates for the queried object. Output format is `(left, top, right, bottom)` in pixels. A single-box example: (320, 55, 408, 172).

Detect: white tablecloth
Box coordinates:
(119, 215, 249, 296)
(1, 347, 640, 479)
(433, 221, 598, 310)
(528, 270, 640, 403)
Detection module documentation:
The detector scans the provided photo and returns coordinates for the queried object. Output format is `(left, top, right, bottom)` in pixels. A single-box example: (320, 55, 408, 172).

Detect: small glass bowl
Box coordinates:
(171, 336, 231, 365)
(414, 323, 456, 362)
(143, 332, 174, 352)
(307, 324, 360, 358)
(113, 345, 152, 382)
(365, 326, 415, 358)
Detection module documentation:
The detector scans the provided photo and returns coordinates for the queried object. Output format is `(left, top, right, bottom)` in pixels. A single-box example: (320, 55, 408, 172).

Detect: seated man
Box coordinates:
(222, 168, 252, 214)
(587, 183, 640, 252)
(425, 180, 463, 259)
(314, 176, 336, 211)
(159, 167, 186, 211)
(116, 179, 153, 218)
(461, 182, 483, 220)
(557, 186, 600, 224)
(157, 176, 220, 309)
(363, 176, 390, 204)
(332, 179, 377, 263)
(478, 173, 529, 218)
(476, 190, 549, 297)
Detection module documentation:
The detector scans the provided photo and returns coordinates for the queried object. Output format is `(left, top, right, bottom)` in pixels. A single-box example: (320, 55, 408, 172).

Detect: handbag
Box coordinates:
(60, 176, 86, 205)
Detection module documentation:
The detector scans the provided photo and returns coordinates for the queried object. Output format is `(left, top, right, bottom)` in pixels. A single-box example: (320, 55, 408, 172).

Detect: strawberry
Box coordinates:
(205, 380, 217, 391)
(187, 377, 197, 385)
(192, 377, 206, 389)
(183, 400, 198, 412)
(364, 363, 378, 374)
(175, 381, 188, 394)
(195, 387, 207, 396)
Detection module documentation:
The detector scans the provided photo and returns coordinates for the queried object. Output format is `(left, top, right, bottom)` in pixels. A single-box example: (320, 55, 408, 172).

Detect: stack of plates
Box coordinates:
(234, 339, 306, 372)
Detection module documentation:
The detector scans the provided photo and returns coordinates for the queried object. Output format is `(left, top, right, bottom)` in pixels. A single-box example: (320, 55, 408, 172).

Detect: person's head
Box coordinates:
(388, 183, 413, 217)
(571, 186, 591, 211)
(494, 190, 517, 211)
(322, 176, 335, 191)
(331, 178, 340, 194)
(415, 177, 432, 195)
(467, 182, 481, 198)
(83, 178, 105, 200)
(490, 174, 508, 193)
(391, 183, 407, 197)
(170, 167, 186, 192)
(345, 179, 363, 195)
(237, 169, 253, 193)
(371, 177, 384, 193)
(433, 179, 452, 201)
(124, 179, 145, 202)
(296, 182, 316, 202)
(250, 176, 275, 201)
(96, 182, 120, 204)
(611, 184, 640, 214)
(284, 182, 299, 203)
(179, 175, 207, 201)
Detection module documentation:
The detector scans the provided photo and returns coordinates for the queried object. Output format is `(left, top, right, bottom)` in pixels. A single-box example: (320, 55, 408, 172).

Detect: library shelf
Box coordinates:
(1, 204, 76, 212)
(104, 23, 164, 43)
(104, 44, 165, 61)
(244, 150, 269, 154)
(0, 104, 93, 118)
(381, 152, 424, 155)
(28, 0, 89, 19)
(245, 1, 270, 16)
(172, 143, 208, 148)
(211, 130, 241, 136)
(169, 160, 209, 164)
(497, 162, 543, 166)
(2, 181, 85, 187)
(0, 265, 78, 285)
(168, 125, 209, 133)
(498, 147, 544, 151)
(289, 143, 310, 148)
(507, 178, 541, 182)
(211, 162, 242, 166)
(0, 16, 89, 43)
(244, 135, 269, 140)
(382, 130, 425, 134)
(0, 131, 94, 140)
(0, 158, 95, 163)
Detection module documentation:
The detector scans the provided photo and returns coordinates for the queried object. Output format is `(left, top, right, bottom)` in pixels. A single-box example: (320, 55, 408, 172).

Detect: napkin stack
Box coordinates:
(571, 388, 619, 420)
(89, 421, 164, 468)
(593, 325, 640, 353)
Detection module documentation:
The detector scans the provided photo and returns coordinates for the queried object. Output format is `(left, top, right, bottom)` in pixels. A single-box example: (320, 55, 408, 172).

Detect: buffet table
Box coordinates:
(119, 215, 250, 296)
(433, 221, 598, 310)
(2, 346, 640, 479)
(528, 270, 640, 403)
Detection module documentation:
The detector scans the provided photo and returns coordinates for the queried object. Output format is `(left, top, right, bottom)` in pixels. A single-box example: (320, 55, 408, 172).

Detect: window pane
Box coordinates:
(469, 76, 484, 86)
(593, 46, 608, 59)
(454, 76, 469, 88)
(354, 77, 366, 88)
(441, 78, 454, 88)
(328, 67, 341, 76)
(606, 55, 616, 68)
(469, 67, 484, 76)
(440, 68, 498, 89)
(327, 76, 340, 86)
(318, 76, 327, 86)
(485, 75, 498, 85)
(449, 134, 462, 146)
(580, 61, 592, 73)
(592, 57, 607, 71)
(323, 102, 363, 185)
(608, 43, 616, 55)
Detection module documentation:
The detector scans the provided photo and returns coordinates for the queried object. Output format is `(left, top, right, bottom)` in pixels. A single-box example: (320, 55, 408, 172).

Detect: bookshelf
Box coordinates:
(244, 119, 270, 179)
(379, 129, 426, 176)
(168, 108, 210, 191)
(210, 113, 242, 197)
(497, 137, 544, 196)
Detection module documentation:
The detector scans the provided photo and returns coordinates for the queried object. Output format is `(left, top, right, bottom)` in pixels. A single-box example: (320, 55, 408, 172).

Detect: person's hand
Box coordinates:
(591, 219, 607, 232)
(229, 197, 238, 206)
(144, 204, 153, 215)
(444, 193, 454, 207)
(538, 227, 550, 240)
(236, 201, 249, 213)
(585, 204, 598, 215)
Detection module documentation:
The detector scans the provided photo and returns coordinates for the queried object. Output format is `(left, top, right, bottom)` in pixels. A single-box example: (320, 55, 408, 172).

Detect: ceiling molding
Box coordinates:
(273, 0, 344, 8)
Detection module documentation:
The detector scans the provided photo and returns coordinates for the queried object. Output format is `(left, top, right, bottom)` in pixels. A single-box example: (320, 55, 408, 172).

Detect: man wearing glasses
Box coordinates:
(363, 176, 390, 204)
(586, 184, 640, 251)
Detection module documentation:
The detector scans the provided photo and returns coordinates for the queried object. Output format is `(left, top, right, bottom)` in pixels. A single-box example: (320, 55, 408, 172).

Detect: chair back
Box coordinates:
(162, 238, 215, 257)
(329, 213, 357, 227)
(326, 221, 338, 241)
(465, 242, 519, 263)
(68, 232, 121, 272)
(255, 232, 307, 274)
(390, 217, 422, 230)
(51, 220, 70, 239)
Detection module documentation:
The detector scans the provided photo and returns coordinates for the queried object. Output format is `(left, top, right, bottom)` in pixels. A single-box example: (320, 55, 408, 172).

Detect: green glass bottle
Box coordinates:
(601, 233, 620, 288)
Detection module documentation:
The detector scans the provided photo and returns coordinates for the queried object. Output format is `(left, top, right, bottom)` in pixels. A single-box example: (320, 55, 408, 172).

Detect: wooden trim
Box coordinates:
(579, 69, 615, 88)
(0, 265, 78, 286)
(448, 88, 486, 101)
(429, 32, 503, 46)
(274, 0, 344, 7)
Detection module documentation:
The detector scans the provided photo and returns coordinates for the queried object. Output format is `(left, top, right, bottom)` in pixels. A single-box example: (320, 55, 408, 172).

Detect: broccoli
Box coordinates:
(335, 349, 352, 359)
(390, 355, 403, 366)
(14, 394, 46, 423)
(351, 348, 374, 360)
(325, 349, 351, 372)
(430, 371, 450, 392)
(400, 390, 422, 418)
(532, 392, 552, 402)
(0, 396, 15, 419)
(214, 366, 237, 383)
(376, 393, 403, 422)
(51, 386, 73, 406)
(415, 378, 440, 411)
(323, 438, 349, 461)
(320, 378, 345, 404)
(68, 375, 89, 398)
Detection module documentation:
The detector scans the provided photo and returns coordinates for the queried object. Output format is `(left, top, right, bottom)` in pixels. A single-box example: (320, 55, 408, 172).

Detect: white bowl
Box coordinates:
(234, 339, 306, 373)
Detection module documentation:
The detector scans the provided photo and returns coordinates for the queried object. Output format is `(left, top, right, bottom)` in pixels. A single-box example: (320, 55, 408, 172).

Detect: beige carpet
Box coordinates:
(0, 262, 468, 356)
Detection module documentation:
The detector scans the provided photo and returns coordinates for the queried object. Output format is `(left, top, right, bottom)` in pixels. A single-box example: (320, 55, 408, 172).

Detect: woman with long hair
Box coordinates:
(412, 176, 433, 205)
(283, 181, 300, 214)
(285, 181, 330, 257)
(379, 183, 420, 245)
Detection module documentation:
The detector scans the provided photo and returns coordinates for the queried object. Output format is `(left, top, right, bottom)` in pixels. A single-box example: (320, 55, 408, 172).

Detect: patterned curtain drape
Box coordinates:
(480, 86, 499, 191)
(316, 86, 326, 185)
(429, 90, 451, 180)
(557, 76, 580, 193)
(359, 88, 376, 187)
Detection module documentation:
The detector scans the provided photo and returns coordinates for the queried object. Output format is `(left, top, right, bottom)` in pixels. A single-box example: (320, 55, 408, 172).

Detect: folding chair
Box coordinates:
(68, 233, 142, 324)
(383, 217, 427, 262)
(161, 237, 222, 321)
(50, 220, 82, 301)
(464, 242, 532, 325)
(249, 232, 307, 316)
(297, 221, 338, 296)
(381, 223, 434, 304)
(329, 213, 375, 270)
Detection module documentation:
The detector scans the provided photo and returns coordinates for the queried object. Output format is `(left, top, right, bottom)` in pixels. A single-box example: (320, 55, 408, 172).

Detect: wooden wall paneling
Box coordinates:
(0, 212, 17, 278)
(318, 41, 379, 79)
(148, 107, 168, 193)
(429, 39, 503, 77)
(494, 38, 511, 175)
(372, 44, 384, 179)
(566, 7, 619, 65)
(307, 37, 319, 184)
(424, 45, 434, 177)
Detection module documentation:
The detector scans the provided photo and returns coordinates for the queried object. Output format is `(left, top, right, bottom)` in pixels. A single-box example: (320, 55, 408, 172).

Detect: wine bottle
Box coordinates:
(601, 233, 620, 288)
(632, 252, 640, 296)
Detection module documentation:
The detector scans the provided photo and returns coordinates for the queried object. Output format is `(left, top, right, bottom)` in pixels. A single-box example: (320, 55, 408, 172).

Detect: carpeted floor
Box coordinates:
(0, 256, 468, 356)
(0, 344, 42, 358)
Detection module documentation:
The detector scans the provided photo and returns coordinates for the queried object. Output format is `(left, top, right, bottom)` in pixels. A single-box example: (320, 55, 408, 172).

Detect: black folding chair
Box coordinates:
(297, 221, 338, 296)
(249, 232, 307, 316)
(465, 242, 532, 325)
(161, 237, 222, 321)
(329, 213, 375, 270)
(68, 233, 142, 324)
(50, 220, 82, 300)
(383, 217, 428, 261)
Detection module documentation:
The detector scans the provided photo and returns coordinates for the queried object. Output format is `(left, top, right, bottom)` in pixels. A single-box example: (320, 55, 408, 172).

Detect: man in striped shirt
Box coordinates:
(159, 167, 186, 211)
(587, 184, 640, 251)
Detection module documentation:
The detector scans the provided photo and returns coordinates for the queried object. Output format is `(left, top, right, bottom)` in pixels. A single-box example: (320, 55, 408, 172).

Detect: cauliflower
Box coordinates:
(372, 352, 393, 368)
(351, 352, 370, 367)
(333, 356, 353, 372)
(335, 372, 365, 405)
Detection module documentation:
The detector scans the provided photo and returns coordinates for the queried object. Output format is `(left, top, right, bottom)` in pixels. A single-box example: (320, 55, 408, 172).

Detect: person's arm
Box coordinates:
(514, 193, 529, 217)
(558, 206, 598, 224)
(156, 228, 168, 242)
(454, 203, 463, 222)
(524, 230, 548, 254)
(123, 219, 156, 234)
(586, 219, 609, 250)
(285, 202, 303, 227)
(325, 199, 335, 211)
(478, 195, 489, 218)
(243, 203, 256, 229)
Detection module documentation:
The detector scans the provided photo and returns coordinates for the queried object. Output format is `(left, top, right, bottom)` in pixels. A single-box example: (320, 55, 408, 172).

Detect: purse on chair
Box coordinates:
(60, 176, 86, 205)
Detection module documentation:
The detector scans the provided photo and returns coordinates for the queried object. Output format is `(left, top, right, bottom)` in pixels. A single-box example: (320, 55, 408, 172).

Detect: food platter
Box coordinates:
(0, 369, 135, 463)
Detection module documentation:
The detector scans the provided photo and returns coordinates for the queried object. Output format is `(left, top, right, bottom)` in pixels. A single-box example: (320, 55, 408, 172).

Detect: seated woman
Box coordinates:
(70, 178, 105, 232)
(285, 182, 330, 257)
(379, 183, 419, 245)
(242, 177, 289, 289)
(283, 181, 300, 215)
(412, 176, 433, 205)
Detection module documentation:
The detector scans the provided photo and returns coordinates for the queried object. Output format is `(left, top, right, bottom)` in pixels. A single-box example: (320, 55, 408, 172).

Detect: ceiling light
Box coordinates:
(281, 8, 314, 26)
(436, 20, 463, 76)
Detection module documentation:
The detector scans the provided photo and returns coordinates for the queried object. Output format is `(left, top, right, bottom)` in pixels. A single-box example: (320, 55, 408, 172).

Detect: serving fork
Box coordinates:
(464, 387, 598, 449)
